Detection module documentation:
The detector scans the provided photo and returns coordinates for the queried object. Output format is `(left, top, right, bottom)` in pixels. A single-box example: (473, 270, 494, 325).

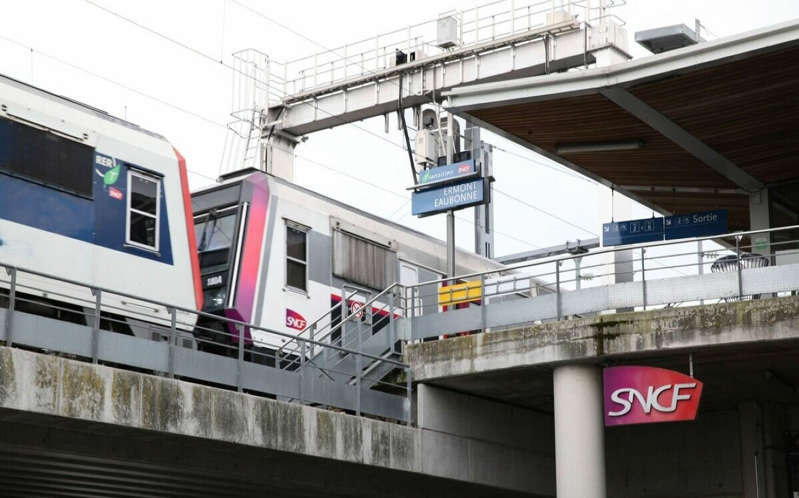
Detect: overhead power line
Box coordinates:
(73, 1, 586, 246)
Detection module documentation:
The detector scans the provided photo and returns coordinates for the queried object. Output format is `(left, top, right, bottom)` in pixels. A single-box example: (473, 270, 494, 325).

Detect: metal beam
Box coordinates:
(600, 86, 763, 193)
(496, 238, 599, 265)
(446, 18, 799, 113)
(619, 185, 744, 195)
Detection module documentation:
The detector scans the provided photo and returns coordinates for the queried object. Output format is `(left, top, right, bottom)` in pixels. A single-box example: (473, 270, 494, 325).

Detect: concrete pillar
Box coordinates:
(739, 401, 767, 498)
(749, 189, 771, 259)
(598, 185, 634, 312)
(553, 365, 606, 498)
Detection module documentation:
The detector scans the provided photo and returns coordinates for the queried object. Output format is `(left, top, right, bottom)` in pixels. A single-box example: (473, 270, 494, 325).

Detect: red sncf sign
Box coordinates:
(603, 366, 703, 427)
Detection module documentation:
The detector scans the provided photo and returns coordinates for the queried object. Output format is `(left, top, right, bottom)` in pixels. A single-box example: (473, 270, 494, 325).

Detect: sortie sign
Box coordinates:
(603, 366, 703, 427)
(412, 178, 485, 216)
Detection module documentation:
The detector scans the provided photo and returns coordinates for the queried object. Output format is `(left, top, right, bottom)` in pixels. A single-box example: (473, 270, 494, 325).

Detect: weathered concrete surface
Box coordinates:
(0, 345, 548, 497)
(407, 295, 799, 381)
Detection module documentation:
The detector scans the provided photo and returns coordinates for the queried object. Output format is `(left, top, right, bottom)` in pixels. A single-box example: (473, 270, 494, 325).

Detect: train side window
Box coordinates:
(126, 170, 160, 251)
(285, 220, 309, 294)
(0, 117, 93, 198)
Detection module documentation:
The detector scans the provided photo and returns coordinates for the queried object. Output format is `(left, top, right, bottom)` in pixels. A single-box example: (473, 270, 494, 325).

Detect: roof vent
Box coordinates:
(635, 23, 703, 54)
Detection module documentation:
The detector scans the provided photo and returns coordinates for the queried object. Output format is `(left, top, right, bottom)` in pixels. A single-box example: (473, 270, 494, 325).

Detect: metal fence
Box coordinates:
(0, 263, 412, 424)
(277, 226, 799, 350)
(259, 0, 625, 98)
(397, 225, 799, 339)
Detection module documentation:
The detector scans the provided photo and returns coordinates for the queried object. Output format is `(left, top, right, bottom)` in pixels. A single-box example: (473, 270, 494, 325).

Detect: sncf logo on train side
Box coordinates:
(285, 309, 307, 331)
(603, 366, 703, 426)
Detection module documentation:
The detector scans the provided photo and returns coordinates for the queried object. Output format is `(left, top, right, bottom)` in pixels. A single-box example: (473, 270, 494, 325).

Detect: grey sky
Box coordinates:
(1, 0, 796, 256)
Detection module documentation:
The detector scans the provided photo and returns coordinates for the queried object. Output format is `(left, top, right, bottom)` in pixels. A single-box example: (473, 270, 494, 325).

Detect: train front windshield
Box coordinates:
(195, 210, 237, 311)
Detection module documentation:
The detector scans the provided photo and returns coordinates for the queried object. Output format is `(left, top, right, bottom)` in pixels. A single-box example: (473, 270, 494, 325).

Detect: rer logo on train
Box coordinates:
(285, 309, 307, 331)
(603, 366, 703, 426)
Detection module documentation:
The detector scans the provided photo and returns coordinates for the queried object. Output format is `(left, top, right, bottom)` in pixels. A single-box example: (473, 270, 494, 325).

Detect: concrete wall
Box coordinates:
(417, 384, 555, 495)
(407, 296, 799, 382)
(606, 408, 743, 498)
(0, 345, 550, 496)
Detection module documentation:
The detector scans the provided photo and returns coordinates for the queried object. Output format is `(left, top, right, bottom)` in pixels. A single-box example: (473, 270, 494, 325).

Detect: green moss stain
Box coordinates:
(315, 410, 336, 457)
(111, 371, 141, 425)
(370, 421, 391, 467)
(0, 348, 16, 406)
(339, 415, 363, 462)
(212, 390, 247, 442)
(141, 377, 183, 431)
(192, 386, 213, 438)
(61, 362, 104, 420)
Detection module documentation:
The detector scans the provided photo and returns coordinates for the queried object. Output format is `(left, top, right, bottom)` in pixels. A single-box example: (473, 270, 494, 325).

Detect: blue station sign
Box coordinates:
(418, 160, 476, 185)
(664, 209, 728, 240)
(412, 178, 485, 217)
(603, 217, 664, 246)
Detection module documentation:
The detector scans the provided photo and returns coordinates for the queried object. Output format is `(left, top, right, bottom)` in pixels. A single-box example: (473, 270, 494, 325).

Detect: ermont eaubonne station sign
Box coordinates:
(603, 366, 703, 427)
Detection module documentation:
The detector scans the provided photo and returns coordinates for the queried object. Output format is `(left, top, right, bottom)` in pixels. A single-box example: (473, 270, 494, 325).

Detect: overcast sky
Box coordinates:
(2, 0, 797, 257)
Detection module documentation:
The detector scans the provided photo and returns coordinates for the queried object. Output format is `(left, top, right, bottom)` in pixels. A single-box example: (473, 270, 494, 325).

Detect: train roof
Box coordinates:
(193, 170, 506, 275)
(0, 72, 166, 141)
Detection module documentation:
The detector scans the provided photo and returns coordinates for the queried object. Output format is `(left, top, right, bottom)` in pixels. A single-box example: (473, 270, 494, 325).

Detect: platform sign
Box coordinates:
(602, 217, 664, 246)
(664, 209, 728, 240)
(412, 178, 485, 217)
(604, 366, 703, 426)
(419, 159, 475, 185)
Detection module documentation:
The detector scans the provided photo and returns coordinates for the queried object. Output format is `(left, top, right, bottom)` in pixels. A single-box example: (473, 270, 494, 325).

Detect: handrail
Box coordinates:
(279, 282, 402, 357)
(0, 262, 408, 368)
(404, 225, 799, 291)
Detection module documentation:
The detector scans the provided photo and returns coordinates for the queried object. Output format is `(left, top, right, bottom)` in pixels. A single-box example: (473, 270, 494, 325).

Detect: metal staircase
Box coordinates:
(278, 284, 407, 399)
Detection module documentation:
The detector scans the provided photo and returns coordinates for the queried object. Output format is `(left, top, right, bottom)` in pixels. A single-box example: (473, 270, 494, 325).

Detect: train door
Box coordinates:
(193, 204, 244, 348)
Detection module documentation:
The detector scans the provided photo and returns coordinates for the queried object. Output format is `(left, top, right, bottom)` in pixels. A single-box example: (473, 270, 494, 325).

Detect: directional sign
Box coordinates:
(602, 217, 664, 246)
(412, 178, 485, 216)
(418, 160, 476, 186)
(664, 209, 728, 240)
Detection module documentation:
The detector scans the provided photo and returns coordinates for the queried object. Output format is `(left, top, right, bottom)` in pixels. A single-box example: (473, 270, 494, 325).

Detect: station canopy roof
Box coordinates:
(445, 19, 799, 232)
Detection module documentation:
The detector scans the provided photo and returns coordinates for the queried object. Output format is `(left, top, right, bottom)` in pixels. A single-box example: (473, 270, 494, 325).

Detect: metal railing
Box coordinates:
(286, 225, 799, 349)
(397, 225, 799, 338)
(0, 262, 412, 424)
(257, 0, 624, 98)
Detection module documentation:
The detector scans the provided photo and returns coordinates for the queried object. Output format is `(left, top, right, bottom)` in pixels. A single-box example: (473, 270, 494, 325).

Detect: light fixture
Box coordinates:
(555, 139, 644, 155)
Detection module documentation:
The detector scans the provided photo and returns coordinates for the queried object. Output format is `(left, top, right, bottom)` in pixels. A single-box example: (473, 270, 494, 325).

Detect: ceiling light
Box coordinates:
(556, 140, 644, 155)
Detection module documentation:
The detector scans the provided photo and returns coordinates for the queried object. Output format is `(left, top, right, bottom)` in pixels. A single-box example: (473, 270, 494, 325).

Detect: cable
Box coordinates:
(80, 0, 410, 154)
(81, 0, 599, 240)
(68, 2, 574, 250)
(494, 188, 598, 237)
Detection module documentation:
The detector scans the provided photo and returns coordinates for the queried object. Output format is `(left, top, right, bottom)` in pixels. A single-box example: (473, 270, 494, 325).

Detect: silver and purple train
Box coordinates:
(0, 73, 499, 354)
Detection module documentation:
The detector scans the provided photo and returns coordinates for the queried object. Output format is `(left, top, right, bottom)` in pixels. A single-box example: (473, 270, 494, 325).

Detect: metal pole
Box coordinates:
(168, 307, 176, 378)
(299, 339, 306, 404)
(92, 288, 101, 364)
(697, 240, 704, 306)
(406, 366, 413, 426)
(689, 352, 694, 378)
(556, 261, 562, 320)
(447, 210, 456, 279)
(309, 324, 316, 358)
(446, 112, 455, 281)
(574, 257, 582, 291)
(480, 273, 487, 331)
(736, 235, 743, 299)
(356, 312, 363, 417)
(640, 247, 647, 310)
(4, 267, 16, 346)
(389, 291, 397, 354)
(237, 324, 244, 392)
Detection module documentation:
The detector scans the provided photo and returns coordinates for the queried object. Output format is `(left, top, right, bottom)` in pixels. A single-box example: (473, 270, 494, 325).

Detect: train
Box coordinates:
(0, 72, 502, 356)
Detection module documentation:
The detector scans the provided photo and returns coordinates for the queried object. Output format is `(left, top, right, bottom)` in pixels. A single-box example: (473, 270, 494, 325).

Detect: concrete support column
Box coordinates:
(749, 189, 771, 259)
(553, 364, 606, 498)
(739, 401, 767, 498)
